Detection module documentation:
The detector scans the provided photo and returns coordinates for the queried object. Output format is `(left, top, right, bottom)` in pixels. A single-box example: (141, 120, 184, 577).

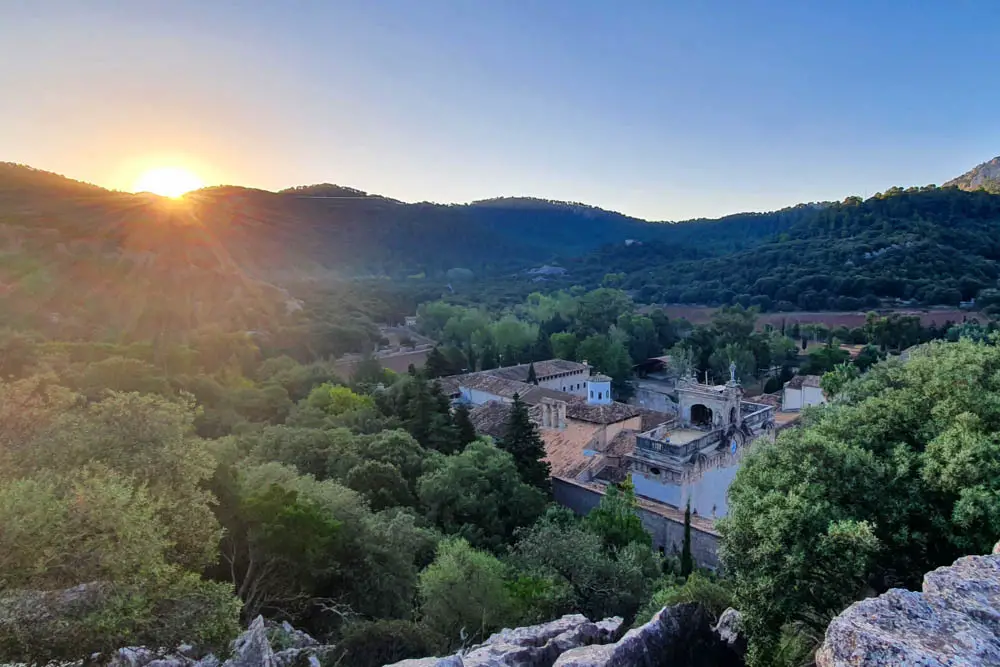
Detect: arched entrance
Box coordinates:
(729, 407, 738, 425)
(691, 403, 714, 428)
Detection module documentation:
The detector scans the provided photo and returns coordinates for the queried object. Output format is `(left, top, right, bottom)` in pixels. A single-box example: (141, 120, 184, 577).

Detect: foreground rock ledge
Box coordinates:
(817, 552, 1000, 666)
(387, 605, 744, 667)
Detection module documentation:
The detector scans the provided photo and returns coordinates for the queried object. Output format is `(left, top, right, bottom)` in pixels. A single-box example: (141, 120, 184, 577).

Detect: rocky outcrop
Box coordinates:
(553, 604, 741, 667)
(103, 616, 331, 667)
(386, 606, 745, 667)
(817, 551, 1000, 666)
(385, 614, 625, 667)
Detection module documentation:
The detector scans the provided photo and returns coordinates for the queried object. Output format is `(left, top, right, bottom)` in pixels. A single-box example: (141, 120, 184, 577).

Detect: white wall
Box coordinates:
(461, 387, 508, 406)
(803, 386, 826, 407)
(782, 385, 826, 411)
(782, 387, 802, 411)
(541, 370, 588, 396)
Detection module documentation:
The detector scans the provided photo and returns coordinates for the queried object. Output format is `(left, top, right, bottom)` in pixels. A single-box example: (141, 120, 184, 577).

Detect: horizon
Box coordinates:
(4, 1, 1000, 220)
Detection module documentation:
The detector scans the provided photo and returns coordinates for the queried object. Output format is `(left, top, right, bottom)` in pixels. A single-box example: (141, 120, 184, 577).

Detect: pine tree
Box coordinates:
(681, 498, 693, 578)
(424, 347, 449, 378)
(531, 328, 553, 361)
(453, 403, 477, 448)
(501, 393, 551, 492)
(526, 361, 538, 385)
(480, 340, 499, 370)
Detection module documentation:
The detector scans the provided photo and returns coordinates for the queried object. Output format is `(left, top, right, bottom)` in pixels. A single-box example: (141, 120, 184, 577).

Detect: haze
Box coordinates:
(3, 0, 1000, 220)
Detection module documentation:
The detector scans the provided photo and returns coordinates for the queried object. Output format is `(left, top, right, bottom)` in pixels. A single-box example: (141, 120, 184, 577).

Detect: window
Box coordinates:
(650, 467, 661, 476)
(590, 390, 594, 399)
(562, 386, 566, 391)
(598, 392, 603, 400)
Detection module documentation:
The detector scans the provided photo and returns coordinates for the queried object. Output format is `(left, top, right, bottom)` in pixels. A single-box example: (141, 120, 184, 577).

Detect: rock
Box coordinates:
(194, 656, 221, 667)
(109, 647, 160, 667)
(553, 604, 737, 667)
(271, 621, 319, 650)
(223, 616, 276, 667)
(461, 614, 624, 667)
(713, 608, 746, 658)
(817, 553, 1000, 666)
(384, 615, 623, 667)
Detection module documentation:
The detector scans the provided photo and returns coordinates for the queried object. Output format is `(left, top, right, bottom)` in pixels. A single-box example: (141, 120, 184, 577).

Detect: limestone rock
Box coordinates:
(817, 553, 1000, 666)
(552, 604, 735, 667)
(460, 614, 624, 667)
(223, 616, 276, 667)
(712, 608, 746, 658)
(384, 615, 624, 667)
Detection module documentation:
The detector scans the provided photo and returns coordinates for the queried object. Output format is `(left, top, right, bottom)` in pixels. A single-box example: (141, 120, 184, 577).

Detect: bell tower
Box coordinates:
(587, 374, 612, 405)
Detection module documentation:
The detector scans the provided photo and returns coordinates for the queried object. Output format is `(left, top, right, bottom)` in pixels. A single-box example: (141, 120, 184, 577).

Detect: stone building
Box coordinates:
(445, 359, 778, 568)
(628, 364, 776, 518)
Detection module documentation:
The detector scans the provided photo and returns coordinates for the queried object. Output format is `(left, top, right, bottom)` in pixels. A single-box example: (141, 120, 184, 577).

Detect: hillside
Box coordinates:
(7, 160, 1000, 342)
(572, 186, 1000, 310)
(944, 155, 1000, 193)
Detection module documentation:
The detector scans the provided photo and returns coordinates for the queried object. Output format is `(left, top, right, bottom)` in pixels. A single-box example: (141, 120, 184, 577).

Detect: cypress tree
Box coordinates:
(526, 361, 538, 385)
(424, 347, 449, 378)
(453, 403, 477, 447)
(501, 393, 550, 492)
(681, 498, 693, 578)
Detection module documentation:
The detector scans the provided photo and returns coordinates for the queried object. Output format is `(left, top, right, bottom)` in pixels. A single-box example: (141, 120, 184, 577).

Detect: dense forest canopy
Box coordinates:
(9, 161, 1000, 334)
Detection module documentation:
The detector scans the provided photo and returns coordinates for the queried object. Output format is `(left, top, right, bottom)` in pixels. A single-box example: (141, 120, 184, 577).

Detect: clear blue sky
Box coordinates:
(3, 1, 999, 220)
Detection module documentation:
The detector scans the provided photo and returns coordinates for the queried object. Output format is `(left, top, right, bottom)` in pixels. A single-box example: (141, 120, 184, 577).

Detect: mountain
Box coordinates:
(574, 186, 1000, 311)
(944, 155, 1000, 193)
(5, 161, 1000, 342)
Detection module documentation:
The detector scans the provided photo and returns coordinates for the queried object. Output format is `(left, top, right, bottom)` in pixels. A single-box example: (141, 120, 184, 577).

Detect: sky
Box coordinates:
(3, 0, 1000, 221)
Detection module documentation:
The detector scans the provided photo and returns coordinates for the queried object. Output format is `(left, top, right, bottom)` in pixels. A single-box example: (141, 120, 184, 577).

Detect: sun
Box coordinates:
(132, 167, 204, 198)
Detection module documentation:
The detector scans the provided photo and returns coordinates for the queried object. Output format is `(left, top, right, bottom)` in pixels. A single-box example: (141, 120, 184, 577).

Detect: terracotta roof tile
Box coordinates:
(565, 401, 640, 425)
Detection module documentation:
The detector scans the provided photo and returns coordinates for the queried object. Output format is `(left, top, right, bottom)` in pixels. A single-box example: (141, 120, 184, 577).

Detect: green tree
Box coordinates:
(573, 289, 634, 337)
(501, 394, 551, 492)
(418, 538, 517, 647)
(0, 467, 239, 662)
(24, 392, 221, 571)
(334, 620, 445, 667)
(453, 403, 478, 448)
(634, 572, 733, 626)
(346, 460, 414, 510)
(417, 440, 546, 552)
(583, 477, 651, 551)
(853, 344, 883, 371)
(550, 332, 579, 361)
(721, 339, 1000, 665)
(680, 499, 693, 578)
(424, 347, 450, 378)
(526, 361, 538, 385)
(820, 363, 860, 399)
(512, 508, 661, 622)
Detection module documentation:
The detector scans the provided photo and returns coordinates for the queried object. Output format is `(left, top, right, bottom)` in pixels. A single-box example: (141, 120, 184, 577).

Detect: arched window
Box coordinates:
(590, 390, 594, 399)
(598, 392, 603, 400)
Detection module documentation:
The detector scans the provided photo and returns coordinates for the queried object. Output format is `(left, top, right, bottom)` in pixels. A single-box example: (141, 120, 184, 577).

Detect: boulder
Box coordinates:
(461, 614, 624, 667)
(817, 553, 1000, 666)
(712, 608, 746, 658)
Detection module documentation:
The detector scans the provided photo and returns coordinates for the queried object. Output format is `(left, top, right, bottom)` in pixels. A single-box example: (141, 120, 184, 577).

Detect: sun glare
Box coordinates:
(132, 167, 204, 198)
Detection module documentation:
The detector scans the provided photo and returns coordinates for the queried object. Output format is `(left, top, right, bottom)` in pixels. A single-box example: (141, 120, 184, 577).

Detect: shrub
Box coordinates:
(633, 572, 734, 626)
(335, 620, 445, 667)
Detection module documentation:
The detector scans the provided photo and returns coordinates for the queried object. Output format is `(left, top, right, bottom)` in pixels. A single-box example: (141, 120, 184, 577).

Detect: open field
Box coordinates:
(654, 306, 985, 329)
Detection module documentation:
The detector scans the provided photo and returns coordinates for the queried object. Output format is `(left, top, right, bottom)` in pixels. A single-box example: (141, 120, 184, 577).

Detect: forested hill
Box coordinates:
(7, 160, 1000, 341)
(580, 186, 1000, 310)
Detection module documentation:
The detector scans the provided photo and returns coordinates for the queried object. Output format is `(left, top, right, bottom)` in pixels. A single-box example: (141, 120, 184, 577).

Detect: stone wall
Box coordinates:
(817, 546, 1000, 665)
(552, 478, 721, 570)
